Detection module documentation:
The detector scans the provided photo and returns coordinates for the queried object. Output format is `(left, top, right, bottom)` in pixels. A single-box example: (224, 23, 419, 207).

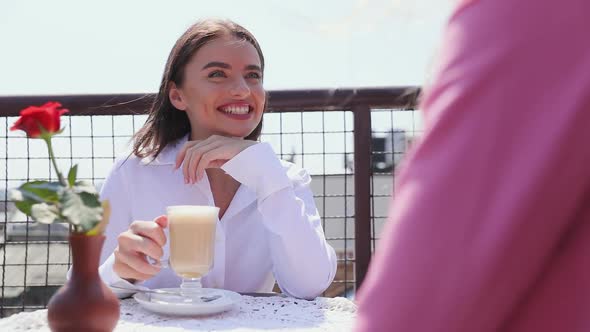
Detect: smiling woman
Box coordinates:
(95, 18, 338, 301)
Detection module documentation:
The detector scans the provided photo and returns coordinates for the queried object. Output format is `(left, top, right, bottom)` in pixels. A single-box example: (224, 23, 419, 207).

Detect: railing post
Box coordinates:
(353, 105, 372, 290)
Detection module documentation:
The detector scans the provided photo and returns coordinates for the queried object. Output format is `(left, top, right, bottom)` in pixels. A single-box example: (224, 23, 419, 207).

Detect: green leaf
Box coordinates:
(68, 165, 78, 187)
(19, 181, 63, 203)
(74, 180, 99, 195)
(11, 183, 62, 219)
(10, 188, 43, 216)
(60, 189, 103, 232)
(14, 198, 37, 216)
(30, 203, 60, 224)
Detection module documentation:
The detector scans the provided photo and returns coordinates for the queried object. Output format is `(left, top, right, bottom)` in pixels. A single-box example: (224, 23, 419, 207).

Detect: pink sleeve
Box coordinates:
(355, 0, 590, 331)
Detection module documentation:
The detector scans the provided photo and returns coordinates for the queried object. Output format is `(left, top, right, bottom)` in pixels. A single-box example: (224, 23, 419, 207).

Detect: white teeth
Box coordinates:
(222, 106, 249, 114)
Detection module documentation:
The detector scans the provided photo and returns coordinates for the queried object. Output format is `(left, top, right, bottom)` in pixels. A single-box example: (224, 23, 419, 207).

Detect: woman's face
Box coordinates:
(169, 36, 265, 140)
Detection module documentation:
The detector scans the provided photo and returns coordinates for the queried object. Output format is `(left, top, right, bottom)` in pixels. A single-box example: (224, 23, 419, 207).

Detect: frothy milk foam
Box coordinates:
(167, 206, 218, 279)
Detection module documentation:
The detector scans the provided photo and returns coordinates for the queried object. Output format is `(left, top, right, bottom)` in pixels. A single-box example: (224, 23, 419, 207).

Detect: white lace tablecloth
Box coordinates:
(0, 295, 356, 331)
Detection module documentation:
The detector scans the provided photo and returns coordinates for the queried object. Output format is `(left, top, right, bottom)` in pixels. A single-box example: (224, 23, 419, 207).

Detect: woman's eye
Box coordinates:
(208, 70, 226, 78)
(245, 72, 262, 80)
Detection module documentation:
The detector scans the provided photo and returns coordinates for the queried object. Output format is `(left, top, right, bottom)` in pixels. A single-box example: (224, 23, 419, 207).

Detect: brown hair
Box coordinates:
(132, 18, 266, 159)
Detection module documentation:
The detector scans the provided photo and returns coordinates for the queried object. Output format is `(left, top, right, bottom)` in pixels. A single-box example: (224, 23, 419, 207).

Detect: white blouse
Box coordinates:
(98, 136, 337, 300)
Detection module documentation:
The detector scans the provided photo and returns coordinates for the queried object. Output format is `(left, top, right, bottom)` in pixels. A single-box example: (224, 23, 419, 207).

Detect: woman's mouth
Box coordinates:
(217, 103, 253, 119)
(218, 104, 251, 114)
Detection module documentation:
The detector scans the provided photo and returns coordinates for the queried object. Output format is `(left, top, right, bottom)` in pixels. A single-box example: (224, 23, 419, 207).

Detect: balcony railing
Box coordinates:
(0, 86, 421, 317)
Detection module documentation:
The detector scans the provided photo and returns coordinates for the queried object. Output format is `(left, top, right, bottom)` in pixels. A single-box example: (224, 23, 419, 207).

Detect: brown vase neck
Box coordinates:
(69, 234, 104, 279)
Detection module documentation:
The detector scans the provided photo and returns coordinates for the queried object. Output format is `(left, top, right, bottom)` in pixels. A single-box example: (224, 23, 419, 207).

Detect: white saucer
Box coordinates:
(134, 288, 241, 316)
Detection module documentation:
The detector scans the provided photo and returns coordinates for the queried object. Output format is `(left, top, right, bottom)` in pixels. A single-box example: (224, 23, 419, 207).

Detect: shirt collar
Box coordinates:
(139, 134, 189, 166)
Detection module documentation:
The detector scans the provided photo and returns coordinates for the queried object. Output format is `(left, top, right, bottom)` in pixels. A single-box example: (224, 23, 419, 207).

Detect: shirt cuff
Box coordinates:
(99, 254, 141, 298)
(221, 142, 291, 201)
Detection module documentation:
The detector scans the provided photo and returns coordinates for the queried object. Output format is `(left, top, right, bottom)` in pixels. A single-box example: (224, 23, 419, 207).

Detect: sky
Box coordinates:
(0, 0, 453, 95)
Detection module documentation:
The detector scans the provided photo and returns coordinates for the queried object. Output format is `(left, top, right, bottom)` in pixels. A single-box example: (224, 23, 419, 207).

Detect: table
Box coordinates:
(0, 294, 356, 331)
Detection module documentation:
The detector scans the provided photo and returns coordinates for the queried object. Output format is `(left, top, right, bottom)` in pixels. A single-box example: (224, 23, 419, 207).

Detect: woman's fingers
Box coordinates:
(182, 139, 218, 183)
(114, 264, 153, 282)
(129, 220, 166, 247)
(118, 250, 160, 275)
(154, 215, 168, 228)
(175, 140, 201, 169)
(195, 147, 230, 182)
(113, 249, 158, 281)
(188, 141, 225, 183)
(117, 232, 163, 262)
(123, 232, 164, 259)
(112, 218, 168, 281)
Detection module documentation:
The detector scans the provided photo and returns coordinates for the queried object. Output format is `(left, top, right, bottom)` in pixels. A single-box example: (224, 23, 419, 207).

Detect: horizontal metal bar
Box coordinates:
(0, 87, 420, 116)
(0, 263, 71, 266)
(0, 285, 65, 288)
(2, 152, 356, 160)
(0, 240, 70, 245)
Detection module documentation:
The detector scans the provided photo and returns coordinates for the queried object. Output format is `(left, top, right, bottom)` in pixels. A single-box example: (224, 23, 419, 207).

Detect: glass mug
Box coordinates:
(151, 205, 219, 300)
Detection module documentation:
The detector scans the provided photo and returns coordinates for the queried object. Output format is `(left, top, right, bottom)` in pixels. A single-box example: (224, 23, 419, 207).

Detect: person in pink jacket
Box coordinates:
(355, 0, 590, 331)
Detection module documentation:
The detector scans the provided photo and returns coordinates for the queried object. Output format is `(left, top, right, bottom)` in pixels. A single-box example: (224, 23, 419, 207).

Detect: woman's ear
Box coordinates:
(169, 82, 187, 111)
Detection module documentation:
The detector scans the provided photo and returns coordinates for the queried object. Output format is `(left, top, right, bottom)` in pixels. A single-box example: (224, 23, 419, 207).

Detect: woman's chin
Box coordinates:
(212, 128, 256, 139)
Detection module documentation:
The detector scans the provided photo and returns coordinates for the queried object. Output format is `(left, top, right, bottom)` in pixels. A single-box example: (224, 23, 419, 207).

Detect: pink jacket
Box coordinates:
(355, 0, 590, 331)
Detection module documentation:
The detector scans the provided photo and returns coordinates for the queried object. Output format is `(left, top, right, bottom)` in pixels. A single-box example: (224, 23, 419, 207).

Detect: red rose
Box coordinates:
(10, 102, 69, 138)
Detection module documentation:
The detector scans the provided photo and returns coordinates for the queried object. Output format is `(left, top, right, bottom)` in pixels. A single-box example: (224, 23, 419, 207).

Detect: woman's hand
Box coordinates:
(175, 135, 257, 184)
(113, 215, 167, 282)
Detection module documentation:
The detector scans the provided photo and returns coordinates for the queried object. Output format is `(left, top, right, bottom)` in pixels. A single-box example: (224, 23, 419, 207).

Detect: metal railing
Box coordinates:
(0, 86, 421, 316)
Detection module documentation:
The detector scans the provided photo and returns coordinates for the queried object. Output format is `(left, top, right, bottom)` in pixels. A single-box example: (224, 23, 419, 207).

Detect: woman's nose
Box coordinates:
(229, 78, 251, 98)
